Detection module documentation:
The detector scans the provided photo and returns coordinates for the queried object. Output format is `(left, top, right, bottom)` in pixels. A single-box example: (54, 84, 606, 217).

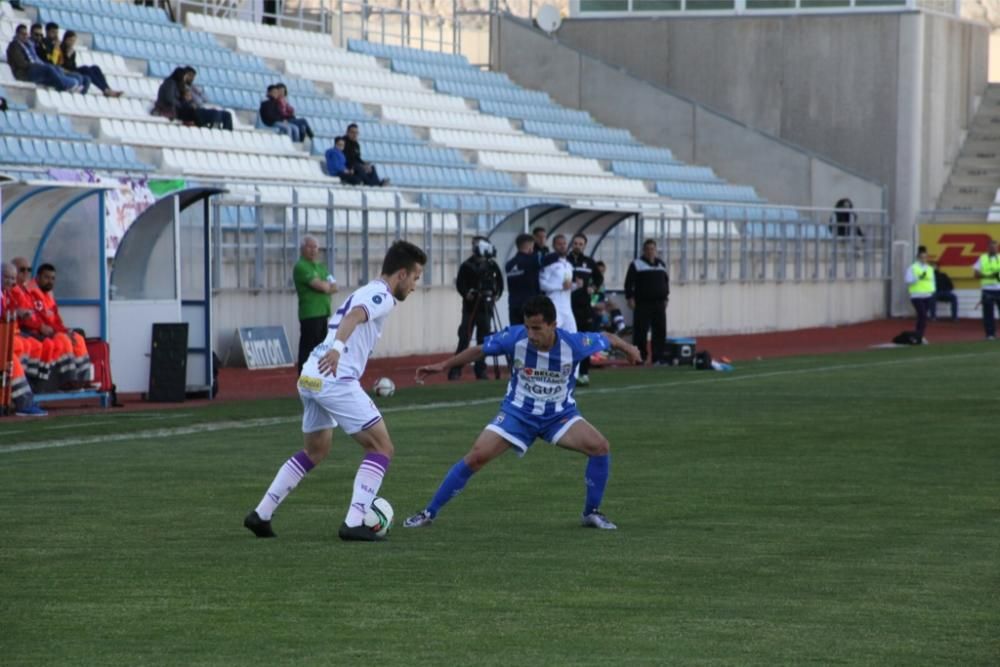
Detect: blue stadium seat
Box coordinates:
(523, 120, 634, 144)
(611, 161, 719, 183)
(478, 99, 592, 124)
(565, 141, 676, 163)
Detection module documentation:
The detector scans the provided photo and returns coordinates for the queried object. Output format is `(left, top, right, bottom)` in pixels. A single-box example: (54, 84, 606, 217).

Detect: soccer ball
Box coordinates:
(372, 377, 396, 397)
(363, 497, 394, 537)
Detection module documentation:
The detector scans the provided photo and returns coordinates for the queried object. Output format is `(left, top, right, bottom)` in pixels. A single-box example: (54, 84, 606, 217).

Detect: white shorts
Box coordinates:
(297, 376, 382, 435)
(556, 306, 577, 333)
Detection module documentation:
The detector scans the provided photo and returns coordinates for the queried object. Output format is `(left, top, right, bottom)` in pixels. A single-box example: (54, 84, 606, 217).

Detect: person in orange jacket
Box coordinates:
(1, 262, 47, 415)
(5, 258, 49, 382)
(16, 260, 92, 385)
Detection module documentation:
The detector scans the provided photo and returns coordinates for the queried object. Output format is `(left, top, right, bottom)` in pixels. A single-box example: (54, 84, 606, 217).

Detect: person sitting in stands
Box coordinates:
(20, 263, 93, 388)
(153, 66, 232, 131)
(42, 22, 59, 62)
(343, 123, 389, 187)
(1, 263, 47, 416)
(53, 31, 122, 98)
(30, 23, 51, 62)
(324, 136, 363, 185)
(5, 23, 88, 93)
(260, 83, 313, 143)
(929, 263, 959, 322)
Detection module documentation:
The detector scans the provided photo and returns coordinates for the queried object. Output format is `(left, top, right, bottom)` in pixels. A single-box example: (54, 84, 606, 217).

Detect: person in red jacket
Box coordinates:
(18, 261, 92, 385)
(8, 257, 53, 382)
(2, 262, 47, 415)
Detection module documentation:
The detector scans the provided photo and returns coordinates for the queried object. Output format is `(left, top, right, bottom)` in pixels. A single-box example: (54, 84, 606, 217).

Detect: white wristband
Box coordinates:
(332, 339, 346, 354)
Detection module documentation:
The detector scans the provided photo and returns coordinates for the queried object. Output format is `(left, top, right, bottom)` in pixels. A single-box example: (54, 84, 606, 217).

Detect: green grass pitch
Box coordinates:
(1, 343, 997, 665)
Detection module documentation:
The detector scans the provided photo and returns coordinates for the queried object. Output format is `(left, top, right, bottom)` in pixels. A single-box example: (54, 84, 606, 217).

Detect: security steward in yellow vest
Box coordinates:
(905, 246, 935, 343)
(973, 238, 1000, 339)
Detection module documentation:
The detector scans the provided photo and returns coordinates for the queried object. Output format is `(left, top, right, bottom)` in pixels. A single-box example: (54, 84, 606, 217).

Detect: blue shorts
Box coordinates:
(484, 407, 584, 455)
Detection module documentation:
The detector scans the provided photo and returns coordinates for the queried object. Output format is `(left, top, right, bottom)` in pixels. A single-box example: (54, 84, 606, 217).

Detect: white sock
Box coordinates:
(254, 450, 315, 520)
(344, 452, 390, 527)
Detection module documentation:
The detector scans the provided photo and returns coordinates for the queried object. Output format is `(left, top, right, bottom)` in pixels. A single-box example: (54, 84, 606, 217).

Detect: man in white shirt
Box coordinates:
(538, 234, 576, 332)
(973, 238, 1000, 340)
(245, 241, 427, 541)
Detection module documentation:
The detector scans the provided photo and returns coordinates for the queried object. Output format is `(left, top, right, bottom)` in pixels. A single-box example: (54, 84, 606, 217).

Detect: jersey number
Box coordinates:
(329, 296, 354, 331)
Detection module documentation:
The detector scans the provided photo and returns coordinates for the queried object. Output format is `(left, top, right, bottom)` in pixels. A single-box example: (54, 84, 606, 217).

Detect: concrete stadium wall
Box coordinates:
(212, 280, 886, 363)
(490, 15, 886, 213)
(521, 11, 988, 235)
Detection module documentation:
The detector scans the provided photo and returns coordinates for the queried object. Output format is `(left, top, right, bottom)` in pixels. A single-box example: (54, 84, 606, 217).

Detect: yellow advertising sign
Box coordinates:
(918, 224, 998, 287)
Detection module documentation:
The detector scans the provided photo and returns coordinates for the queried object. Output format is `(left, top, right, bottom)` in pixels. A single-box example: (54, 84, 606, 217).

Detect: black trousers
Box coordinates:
(633, 300, 667, 363)
(910, 298, 929, 340)
(450, 298, 492, 378)
(509, 307, 524, 326)
(573, 304, 594, 375)
(298, 316, 328, 372)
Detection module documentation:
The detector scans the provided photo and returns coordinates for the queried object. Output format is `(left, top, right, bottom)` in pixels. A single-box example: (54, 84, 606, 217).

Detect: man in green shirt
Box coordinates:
(294, 235, 338, 371)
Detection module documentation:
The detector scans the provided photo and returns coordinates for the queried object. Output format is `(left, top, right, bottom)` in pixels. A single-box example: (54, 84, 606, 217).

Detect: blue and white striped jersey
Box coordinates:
(483, 325, 610, 417)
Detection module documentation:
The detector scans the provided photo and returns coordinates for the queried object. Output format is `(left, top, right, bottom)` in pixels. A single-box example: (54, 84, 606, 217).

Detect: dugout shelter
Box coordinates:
(0, 177, 221, 401)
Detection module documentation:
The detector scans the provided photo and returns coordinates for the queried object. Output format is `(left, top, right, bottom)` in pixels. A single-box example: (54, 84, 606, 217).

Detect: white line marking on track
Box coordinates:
(0, 351, 987, 455)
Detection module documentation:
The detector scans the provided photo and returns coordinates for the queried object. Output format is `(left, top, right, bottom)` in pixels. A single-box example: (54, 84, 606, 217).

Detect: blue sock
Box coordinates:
(426, 459, 475, 517)
(584, 454, 610, 516)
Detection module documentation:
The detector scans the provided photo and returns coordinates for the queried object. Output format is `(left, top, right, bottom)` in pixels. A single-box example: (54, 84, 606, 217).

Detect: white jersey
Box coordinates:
(539, 252, 576, 331)
(302, 279, 396, 382)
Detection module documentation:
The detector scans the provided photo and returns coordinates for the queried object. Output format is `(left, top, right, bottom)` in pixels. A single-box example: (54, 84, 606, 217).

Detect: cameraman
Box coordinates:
(567, 233, 602, 385)
(449, 236, 504, 380)
(505, 233, 541, 325)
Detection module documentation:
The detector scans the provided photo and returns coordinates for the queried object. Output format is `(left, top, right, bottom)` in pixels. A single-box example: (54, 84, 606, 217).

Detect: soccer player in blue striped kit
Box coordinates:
(404, 295, 642, 530)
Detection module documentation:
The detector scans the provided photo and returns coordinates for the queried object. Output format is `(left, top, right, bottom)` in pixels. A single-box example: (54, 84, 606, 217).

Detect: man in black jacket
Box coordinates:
(449, 237, 504, 380)
(505, 233, 541, 326)
(567, 233, 603, 385)
(929, 263, 958, 321)
(343, 123, 388, 187)
(624, 239, 670, 364)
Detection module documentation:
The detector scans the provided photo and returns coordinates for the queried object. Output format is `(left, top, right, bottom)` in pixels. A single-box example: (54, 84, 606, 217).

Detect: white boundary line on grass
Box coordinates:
(0, 351, 986, 455)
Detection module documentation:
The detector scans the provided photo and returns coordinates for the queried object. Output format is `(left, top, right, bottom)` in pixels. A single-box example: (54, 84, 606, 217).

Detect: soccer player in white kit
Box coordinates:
(539, 234, 576, 333)
(245, 241, 426, 541)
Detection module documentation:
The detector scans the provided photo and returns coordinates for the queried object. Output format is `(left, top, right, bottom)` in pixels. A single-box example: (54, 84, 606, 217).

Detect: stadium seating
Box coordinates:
(0, 0, 788, 207)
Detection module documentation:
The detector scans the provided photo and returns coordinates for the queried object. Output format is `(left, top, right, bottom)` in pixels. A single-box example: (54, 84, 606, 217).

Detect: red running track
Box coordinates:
(18, 318, 987, 415)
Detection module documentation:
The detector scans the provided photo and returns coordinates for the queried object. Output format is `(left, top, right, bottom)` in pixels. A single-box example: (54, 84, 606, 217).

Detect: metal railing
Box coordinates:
(208, 190, 891, 293)
(569, 0, 961, 18)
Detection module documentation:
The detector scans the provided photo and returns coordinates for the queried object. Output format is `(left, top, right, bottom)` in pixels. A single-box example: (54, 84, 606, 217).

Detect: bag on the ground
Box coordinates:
(892, 331, 922, 345)
(694, 350, 713, 370)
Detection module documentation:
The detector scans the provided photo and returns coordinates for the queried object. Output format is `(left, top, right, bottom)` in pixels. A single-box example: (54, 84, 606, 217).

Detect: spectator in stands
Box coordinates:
(153, 66, 232, 130)
(829, 197, 864, 238)
(277, 83, 313, 142)
(259, 84, 313, 143)
(625, 239, 670, 365)
(1, 263, 47, 416)
(42, 22, 59, 62)
(5, 23, 88, 93)
(343, 123, 389, 187)
(54, 31, 123, 98)
(905, 245, 934, 343)
(929, 263, 959, 322)
(293, 236, 337, 372)
(567, 233, 602, 385)
(504, 233, 541, 326)
(30, 23, 50, 61)
(324, 137, 363, 185)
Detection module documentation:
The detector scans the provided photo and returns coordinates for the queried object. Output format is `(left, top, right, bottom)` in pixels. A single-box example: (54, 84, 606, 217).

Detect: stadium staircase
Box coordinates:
(937, 83, 1000, 217)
